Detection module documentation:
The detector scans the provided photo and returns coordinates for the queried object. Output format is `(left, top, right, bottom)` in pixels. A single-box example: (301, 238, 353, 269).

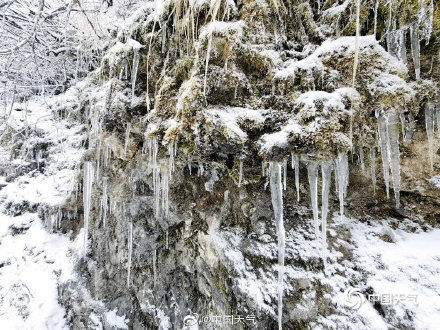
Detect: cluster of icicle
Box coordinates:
(263, 101, 440, 328)
(142, 137, 177, 222)
(263, 153, 348, 330)
(425, 104, 440, 172)
(385, 0, 434, 80)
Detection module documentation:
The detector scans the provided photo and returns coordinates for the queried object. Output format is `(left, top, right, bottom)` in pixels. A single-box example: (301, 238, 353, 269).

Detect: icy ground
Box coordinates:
(1, 91, 439, 329)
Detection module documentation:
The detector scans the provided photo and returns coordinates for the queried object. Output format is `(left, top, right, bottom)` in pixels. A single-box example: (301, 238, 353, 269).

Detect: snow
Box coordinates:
(205, 107, 267, 143)
(0, 213, 73, 329)
(104, 309, 129, 329)
(259, 88, 358, 156)
(275, 35, 388, 80)
(199, 20, 246, 41)
(259, 121, 302, 154)
(0, 86, 86, 328)
(428, 175, 440, 188)
(349, 220, 440, 328)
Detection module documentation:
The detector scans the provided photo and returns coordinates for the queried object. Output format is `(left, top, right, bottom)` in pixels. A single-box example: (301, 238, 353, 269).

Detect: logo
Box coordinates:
(183, 313, 198, 326)
(344, 287, 366, 309)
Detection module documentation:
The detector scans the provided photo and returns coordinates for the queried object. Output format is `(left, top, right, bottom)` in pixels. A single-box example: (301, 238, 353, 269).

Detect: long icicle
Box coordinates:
(335, 153, 348, 217)
(127, 222, 133, 287)
(83, 161, 94, 258)
(370, 148, 377, 195)
(388, 113, 401, 208)
(307, 161, 319, 239)
(292, 153, 300, 201)
(321, 162, 332, 261)
(425, 104, 435, 171)
(269, 162, 285, 330)
(378, 114, 390, 198)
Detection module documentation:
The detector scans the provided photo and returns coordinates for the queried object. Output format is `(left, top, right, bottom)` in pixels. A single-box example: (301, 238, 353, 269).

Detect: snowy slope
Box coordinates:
(0, 88, 86, 329)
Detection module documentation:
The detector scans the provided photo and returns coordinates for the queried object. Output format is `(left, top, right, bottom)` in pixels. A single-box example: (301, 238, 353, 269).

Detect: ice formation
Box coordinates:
(100, 177, 109, 227)
(321, 162, 332, 259)
(238, 160, 243, 187)
(370, 148, 377, 195)
(378, 114, 391, 199)
(124, 123, 131, 158)
(378, 113, 402, 207)
(83, 161, 94, 258)
(127, 222, 133, 287)
(307, 161, 319, 238)
(387, 113, 401, 208)
(410, 25, 421, 80)
(335, 153, 348, 217)
(425, 104, 435, 171)
(269, 162, 285, 330)
(292, 154, 300, 202)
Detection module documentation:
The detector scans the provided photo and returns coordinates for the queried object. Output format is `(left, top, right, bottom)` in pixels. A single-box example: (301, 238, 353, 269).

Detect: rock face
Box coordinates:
(3, 0, 438, 329)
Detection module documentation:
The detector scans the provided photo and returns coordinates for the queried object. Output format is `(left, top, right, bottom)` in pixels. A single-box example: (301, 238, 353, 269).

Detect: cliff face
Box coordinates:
(1, 0, 440, 329)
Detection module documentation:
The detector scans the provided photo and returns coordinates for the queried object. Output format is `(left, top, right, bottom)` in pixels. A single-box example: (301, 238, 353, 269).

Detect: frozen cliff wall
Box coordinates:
(1, 0, 440, 329)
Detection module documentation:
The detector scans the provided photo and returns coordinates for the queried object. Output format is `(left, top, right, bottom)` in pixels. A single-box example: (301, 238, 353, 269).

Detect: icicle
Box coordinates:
(410, 25, 421, 80)
(131, 49, 140, 99)
(127, 222, 133, 288)
(36, 150, 42, 170)
(166, 230, 169, 249)
(292, 154, 300, 202)
(153, 249, 157, 287)
(161, 168, 170, 220)
(387, 113, 401, 208)
(370, 148, 377, 195)
(359, 148, 365, 173)
(321, 162, 332, 260)
(124, 123, 131, 157)
(262, 161, 266, 177)
(101, 177, 108, 227)
(83, 161, 94, 258)
(425, 105, 435, 171)
(335, 153, 348, 217)
(378, 114, 390, 198)
(436, 108, 440, 136)
(168, 143, 175, 178)
(188, 161, 192, 175)
(373, 0, 379, 37)
(307, 162, 319, 238)
(283, 159, 287, 190)
(387, 29, 407, 64)
(198, 162, 204, 176)
(238, 160, 243, 187)
(352, 0, 361, 86)
(269, 162, 285, 330)
(203, 35, 212, 96)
